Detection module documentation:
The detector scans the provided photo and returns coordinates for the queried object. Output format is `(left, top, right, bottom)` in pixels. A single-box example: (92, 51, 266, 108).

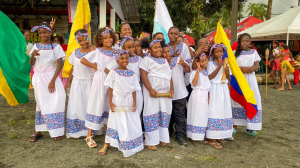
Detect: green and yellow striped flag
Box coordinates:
(0, 11, 31, 106)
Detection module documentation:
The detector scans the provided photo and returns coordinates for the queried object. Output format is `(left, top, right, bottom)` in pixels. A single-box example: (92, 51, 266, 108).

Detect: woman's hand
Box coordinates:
(110, 102, 116, 112)
(31, 50, 40, 57)
(149, 89, 158, 98)
(48, 81, 56, 93)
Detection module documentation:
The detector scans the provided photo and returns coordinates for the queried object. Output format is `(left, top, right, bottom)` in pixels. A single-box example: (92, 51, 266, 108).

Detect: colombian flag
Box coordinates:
(214, 20, 258, 120)
(63, 0, 91, 77)
(0, 11, 31, 106)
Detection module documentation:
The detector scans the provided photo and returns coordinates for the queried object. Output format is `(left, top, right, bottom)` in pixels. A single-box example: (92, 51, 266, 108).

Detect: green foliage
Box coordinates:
(8, 132, 19, 139)
(246, 3, 268, 20)
(8, 119, 16, 126)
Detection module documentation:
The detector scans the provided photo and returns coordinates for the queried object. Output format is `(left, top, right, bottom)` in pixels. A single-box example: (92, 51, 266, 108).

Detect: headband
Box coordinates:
(115, 49, 129, 62)
(75, 32, 90, 40)
(209, 43, 227, 57)
(31, 25, 52, 32)
(101, 29, 112, 36)
(120, 36, 134, 47)
(199, 53, 206, 59)
(150, 40, 162, 48)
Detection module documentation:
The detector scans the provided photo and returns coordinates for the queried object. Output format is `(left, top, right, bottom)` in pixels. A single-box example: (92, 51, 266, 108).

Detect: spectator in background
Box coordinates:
(53, 34, 65, 45)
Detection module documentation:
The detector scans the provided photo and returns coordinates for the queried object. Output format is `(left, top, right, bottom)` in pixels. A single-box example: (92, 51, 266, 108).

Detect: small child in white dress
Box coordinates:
(187, 53, 211, 141)
(98, 49, 144, 157)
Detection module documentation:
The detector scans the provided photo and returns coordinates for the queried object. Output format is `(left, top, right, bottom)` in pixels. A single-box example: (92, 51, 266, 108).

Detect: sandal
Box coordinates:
(85, 136, 97, 148)
(217, 139, 226, 144)
(98, 144, 109, 155)
(146, 145, 158, 151)
(54, 136, 62, 141)
(209, 142, 222, 149)
(29, 134, 43, 142)
(159, 142, 166, 147)
(245, 130, 261, 137)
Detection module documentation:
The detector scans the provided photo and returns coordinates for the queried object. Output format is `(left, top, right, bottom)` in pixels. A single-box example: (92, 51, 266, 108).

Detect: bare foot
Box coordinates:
(159, 141, 166, 147)
(271, 85, 277, 88)
(277, 87, 284, 91)
(288, 87, 292, 90)
(54, 136, 62, 141)
(146, 145, 158, 151)
(209, 142, 222, 149)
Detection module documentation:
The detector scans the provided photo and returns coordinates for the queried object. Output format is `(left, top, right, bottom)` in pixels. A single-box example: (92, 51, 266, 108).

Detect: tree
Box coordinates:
(266, 0, 273, 20)
(246, 3, 268, 20)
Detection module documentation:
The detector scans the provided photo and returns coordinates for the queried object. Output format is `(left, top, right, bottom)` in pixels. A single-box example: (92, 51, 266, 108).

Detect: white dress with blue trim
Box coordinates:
(104, 69, 143, 157)
(29, 43, 66, 138)
(139, 55, 172, 146)
(66, 48, 94, 138)
(84, 48, 116, 132)
(206, 61, 233, 139)
(106, 55, 144, 115)
(187, 70, 211, 140)
(231, 49, 262, 130)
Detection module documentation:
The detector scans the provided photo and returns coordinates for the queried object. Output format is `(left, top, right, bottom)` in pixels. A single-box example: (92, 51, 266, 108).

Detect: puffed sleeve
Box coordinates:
(132, 74, 141, 91)
(106, 59, 118, 70)
(104, 70, 115, 89)
(53, 44, 66, 59)
(68, 50, 76, 65)
(206, 61, 215, 75)
(254, 49, 261, 62)
(84, 50, 98, 64)
(139, 56, 150, 72)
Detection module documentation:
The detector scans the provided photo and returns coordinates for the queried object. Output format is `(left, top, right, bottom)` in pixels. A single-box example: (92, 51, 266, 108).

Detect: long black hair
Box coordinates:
(235, 33, 251, 57)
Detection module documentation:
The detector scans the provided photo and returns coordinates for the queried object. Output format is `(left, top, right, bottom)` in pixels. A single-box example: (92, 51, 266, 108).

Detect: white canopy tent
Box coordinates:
(238, 6, 300, 44)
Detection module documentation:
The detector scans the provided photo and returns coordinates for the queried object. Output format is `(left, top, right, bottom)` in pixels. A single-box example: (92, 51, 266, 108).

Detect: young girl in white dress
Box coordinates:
(29, 22, 66, 142)
(231, 33, 262, 136)
(206, 43, 233, 149)
(139, 40, 173, 151)
(187, 53, 211, 141)
(80, 28, 117, 148)
(65, 29, 94, 138)
(98, 49, 143, 157)
(105, 36, 143, 115)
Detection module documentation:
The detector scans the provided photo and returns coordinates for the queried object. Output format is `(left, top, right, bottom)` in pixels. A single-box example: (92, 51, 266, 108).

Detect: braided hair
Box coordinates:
(235, 33, 251, 57)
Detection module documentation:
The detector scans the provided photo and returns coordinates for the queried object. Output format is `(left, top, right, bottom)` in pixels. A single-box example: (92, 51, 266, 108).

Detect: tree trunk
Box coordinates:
(266, 0, 272, 20)
(231, 0, 238, 45)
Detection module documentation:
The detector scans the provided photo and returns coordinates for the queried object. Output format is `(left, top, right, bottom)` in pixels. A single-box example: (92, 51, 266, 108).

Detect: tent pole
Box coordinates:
(287, 32, 289, 45)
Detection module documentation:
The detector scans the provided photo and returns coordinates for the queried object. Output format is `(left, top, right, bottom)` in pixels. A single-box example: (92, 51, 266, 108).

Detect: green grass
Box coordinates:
(7, 119, 16, 126)
(8, 132, 19, 139)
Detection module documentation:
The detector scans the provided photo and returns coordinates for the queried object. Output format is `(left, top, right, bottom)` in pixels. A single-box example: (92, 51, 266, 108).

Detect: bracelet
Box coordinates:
(193, 55, 199, 59)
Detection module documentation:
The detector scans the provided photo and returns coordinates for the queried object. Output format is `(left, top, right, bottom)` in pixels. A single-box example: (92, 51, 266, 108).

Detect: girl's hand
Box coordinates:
(31, 50, 40, 57)
(50, 18, 56, 30)
(178, 57, 185, 66)
(132, 103, 137, 112)
(93, 63, 98, 72)
(169, 90, 174, 98)
(65, 82, 71, 90)
(149, 89, 158, 98)
(215, 58, 223, 67)
(48, 81, 56, 93)
(196, 62, 202, 72)
(225, 65, 230, 75)
(110, 102, 116, 112)
(195, 48, 202, 58)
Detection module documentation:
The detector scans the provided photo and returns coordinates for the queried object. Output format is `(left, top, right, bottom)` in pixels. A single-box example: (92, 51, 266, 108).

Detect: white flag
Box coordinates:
(153, 0, 173, 43)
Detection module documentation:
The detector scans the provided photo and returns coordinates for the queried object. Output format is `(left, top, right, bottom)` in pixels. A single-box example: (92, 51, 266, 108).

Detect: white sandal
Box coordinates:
(85, 136, 97, 148)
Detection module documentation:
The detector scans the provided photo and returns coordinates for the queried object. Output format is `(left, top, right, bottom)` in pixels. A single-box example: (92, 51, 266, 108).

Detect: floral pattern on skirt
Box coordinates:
(207, 118, 232, 131)
(66, 119, 87, 133)
(43, 112, 64, 130)
(232, 107, 262, 123)
(85, 111, 109, 125)
(187, 124, 206, 134)
(143, 111, 171, 132)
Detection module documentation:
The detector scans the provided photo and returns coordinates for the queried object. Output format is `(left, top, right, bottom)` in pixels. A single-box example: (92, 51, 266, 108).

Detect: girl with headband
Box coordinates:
(105, 36, 143, 116)
(231, 33, 262, 138)
(99, 49, 144, 157)
(206, 43, 233, 149)
(29, 22, 66, 142)
(187, 53, 211, 142)
(80, 28, 117, 148)
(139, 39, 173, 151)
(65, 29, 94, 139)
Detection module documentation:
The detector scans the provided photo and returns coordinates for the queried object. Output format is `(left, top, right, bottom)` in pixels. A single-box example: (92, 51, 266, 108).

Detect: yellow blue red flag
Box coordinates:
(214, 21, 258, 119)
(63, 0, 91, 77)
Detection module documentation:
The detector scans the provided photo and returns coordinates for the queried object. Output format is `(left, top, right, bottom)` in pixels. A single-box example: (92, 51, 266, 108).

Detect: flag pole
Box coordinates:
(265, 48, 269, 99)
(152, 0, 157, 37)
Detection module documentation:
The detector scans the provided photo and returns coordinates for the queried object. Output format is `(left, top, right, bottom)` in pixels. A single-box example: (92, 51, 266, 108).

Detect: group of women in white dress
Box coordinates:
(27, 21, 262, 157)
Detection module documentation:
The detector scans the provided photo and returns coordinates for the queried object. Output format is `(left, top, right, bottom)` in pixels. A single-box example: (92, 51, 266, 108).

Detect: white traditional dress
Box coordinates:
(231, 49, 262, 130)
(187, 70, 211, 140)
(206, 61, 233, 139)
(169, 57, 189, 100)
(104, 69, 143, 157)
(139, 55, 172, 146)
(30, 43, 66, 138)
(66, 48, 94, 138)
(84, 48, 116, 131)
(106, 55, 143, 114)
(169, 42, 192, 86)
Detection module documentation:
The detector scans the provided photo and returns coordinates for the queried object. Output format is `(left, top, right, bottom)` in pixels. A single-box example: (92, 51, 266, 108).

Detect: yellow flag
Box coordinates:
(62, 0, 91, 77)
